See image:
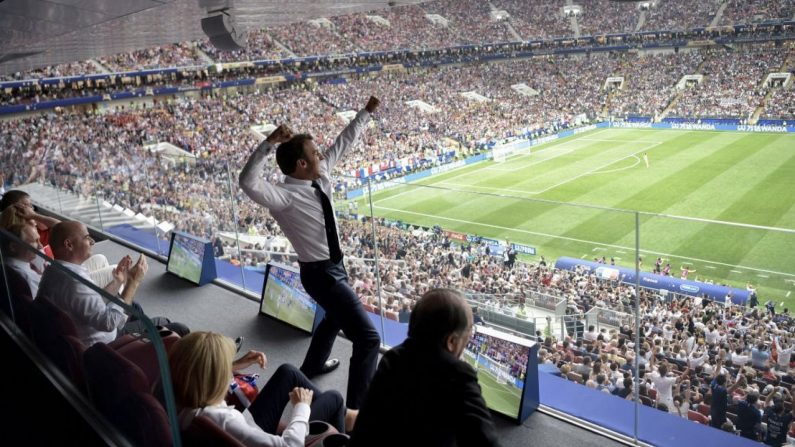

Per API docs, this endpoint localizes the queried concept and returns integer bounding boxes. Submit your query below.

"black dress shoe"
[318,358,340,375]
[234,336,244,353]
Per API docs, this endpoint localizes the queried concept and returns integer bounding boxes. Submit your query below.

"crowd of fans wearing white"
[3,0,794,80]
[669,45,786,119]
[2,46,792,256]
[720,0,795,26]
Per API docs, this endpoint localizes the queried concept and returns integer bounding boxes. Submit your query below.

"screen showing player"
[464,325,533,419]
[166,233,205,284]
[259,263,319,333]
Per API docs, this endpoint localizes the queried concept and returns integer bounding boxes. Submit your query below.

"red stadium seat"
[114,329,180,390]
[697,403,710,417]
[688,410,709,425]
[648,389,657,401]
[385,310,399,321]
[182,415,245,447]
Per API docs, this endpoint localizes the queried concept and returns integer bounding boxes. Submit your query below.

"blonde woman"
[170,331,348,447]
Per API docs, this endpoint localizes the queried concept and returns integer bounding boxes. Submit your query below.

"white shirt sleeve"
[239,140,292,212]
[323,109,371,170]
[201,402,310,447]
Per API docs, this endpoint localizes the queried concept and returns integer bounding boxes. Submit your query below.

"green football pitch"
[358,128,795,309]
[464,353,522,417]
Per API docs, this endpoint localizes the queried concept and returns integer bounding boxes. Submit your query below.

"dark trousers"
[249,364,345,433]
[122,301,190,336]
[299,259,380,409]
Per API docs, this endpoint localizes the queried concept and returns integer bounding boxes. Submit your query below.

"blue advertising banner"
[554,256,750,305]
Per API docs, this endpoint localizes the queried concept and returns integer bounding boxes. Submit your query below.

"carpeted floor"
[93,240,624,447]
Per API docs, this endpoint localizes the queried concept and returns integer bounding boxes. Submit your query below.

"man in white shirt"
[37,221,185,347]
[240,96,381,411]
[583,325,598,342]
[775,337,793,372]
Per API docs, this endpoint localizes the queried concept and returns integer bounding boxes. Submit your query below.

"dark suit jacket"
[349,337,501,447]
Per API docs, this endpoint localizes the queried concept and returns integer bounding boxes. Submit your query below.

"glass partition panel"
[351,174,643,437]
[637,213,795,443]
[0,227,181,446]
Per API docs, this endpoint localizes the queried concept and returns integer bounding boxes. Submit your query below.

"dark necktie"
[311,181,342,263]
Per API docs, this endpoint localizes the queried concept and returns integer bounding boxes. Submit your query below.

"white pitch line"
[757,274,770,278]
[681,262,693,265]
[592,247,606,252]
[590,155,640,175]
[730,270,744,274]
[484,148,575,172]
[373,205,795,279]
[435,182,535,195]
[616,250,627,254]
[787,291,791,298]
[581,255,588,259]
[577,138,663,144]
[527,141,663,195]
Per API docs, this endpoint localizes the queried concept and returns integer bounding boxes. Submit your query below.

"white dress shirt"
[239,109,371,262]
[6,257,41,297]
[36,260,127,347]
[178,402,310,447]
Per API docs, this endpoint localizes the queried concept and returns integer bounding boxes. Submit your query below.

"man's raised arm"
[239,124,293,211]
[324,96,380,170]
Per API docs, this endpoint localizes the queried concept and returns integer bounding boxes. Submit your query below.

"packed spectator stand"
[3,0,795,444]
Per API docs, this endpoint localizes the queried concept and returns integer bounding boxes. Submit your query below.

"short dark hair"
[276,134,313,175]
[0,190,30,211]
[408,288,470,348]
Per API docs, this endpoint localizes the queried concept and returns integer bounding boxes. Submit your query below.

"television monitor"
[464,324,539,423]
[259,263,323,334]
[166,232,216,286]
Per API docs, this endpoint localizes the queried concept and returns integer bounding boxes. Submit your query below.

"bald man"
[350,288,500,447]
[36,221,187,347]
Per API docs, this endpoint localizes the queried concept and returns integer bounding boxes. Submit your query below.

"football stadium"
[1,1,795,446]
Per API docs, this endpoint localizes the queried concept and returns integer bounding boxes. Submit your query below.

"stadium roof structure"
[0,0,425,75]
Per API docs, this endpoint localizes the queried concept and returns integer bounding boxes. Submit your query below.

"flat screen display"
[259,263,319,333]
[166,232,206,284]
[464,324,533,419]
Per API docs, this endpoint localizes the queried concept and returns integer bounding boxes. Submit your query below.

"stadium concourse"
[2,0,795,446]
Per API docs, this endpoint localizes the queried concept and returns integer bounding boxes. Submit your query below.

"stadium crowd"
[669,45,786,119]
[4,2,795,445]
[3,0,794,83]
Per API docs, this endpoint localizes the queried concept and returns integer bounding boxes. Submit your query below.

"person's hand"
[266,125,293,144]
[13,203,36,220]
[289,387,313,405]
[233,350,267,370]
[365,96,380,114]
[112,255,133,284]
[128,254,148,283]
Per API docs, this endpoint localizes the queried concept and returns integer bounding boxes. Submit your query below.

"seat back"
[29,298,87,389]
[115,329,181,389]
[697,403,710,417]
[83,342,150,414]
[182,415,245,447]
[114,392,174,447]
[30,296,79,344]
[0,265,34,335]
